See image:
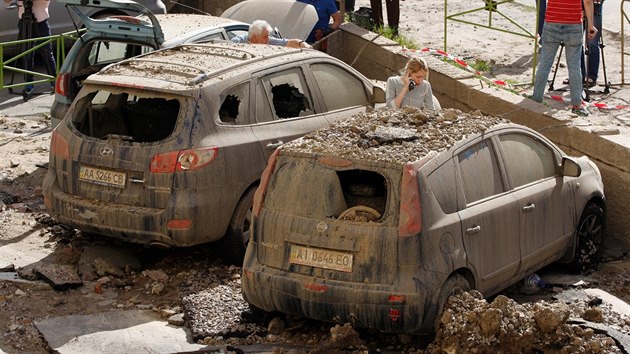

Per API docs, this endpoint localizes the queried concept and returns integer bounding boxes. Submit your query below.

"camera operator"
[582,0,603,88]
[386,57,439,110]
[5,0,57,97]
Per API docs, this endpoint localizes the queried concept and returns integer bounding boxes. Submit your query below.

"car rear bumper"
[242,254,430,333]
[42,170,225,246]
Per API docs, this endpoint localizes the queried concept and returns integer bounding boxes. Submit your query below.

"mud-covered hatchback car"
[42,43,385,263]
[242,107,606,333]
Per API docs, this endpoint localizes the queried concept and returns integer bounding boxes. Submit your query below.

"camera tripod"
[8,0,54,101]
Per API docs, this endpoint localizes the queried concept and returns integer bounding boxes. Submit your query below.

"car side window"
[498,133,557,188]
[88,41,146,66]
[457,139,503,205]
[310,63,369,111]
[259,68,314,120]
[218,83,251,125]
[427,159,458,214]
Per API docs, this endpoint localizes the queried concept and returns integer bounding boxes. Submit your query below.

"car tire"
[223,187,256,265]
[570,203,605,273]
[431,274,470,332]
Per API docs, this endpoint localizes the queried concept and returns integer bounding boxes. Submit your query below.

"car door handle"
[266,141,284,149]
[466,225,481,235]
[522,203,535,212]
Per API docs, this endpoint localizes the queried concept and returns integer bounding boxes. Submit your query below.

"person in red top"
[531,0,597,116]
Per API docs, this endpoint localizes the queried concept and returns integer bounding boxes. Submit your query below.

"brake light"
[55,73,69,97]
[166,219,192,230]
[149,147,218,173]
[398,163,422,237]
[388,294,406,303]
[253,148,281,217]
[50,130,70,160]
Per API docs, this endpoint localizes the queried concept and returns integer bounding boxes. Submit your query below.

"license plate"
[79,165,126,188]
[289,245,353,272]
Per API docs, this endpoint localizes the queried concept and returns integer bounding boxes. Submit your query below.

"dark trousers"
[369,0,400,33]
[19,18,57,87]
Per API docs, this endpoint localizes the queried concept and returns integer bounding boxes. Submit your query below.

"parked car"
[241,107,606,334]
[50,0,261,128]
[42,43,386,264]
[0,0,166,44]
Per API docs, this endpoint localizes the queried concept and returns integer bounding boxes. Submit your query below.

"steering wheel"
[338,205,381,220]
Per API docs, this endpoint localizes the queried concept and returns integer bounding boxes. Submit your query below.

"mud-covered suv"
[42,43,385,263]
[242,107,606,333]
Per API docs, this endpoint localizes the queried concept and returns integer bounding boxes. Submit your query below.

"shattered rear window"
[72,89,180,143]
[266,157,388,222]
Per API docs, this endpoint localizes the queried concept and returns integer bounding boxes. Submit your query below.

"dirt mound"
[284,107,506,165]
[426,291,628,354]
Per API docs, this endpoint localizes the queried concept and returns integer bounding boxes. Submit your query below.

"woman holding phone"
[385,57,439,110]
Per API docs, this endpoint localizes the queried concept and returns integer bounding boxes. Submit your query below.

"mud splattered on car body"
[242,107,606,333]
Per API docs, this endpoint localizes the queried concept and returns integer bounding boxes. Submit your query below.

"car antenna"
[166,0,212,16]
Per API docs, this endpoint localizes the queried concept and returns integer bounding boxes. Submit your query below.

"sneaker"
[571,106,589,117]
[22,87,34,101]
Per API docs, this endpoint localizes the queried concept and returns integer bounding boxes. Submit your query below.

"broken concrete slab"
[537,269,598,288]
[35,310,204,354]
[568,319,630,353]
[584,288,630,317]
[0,272,51,290]
[34,263,82,289]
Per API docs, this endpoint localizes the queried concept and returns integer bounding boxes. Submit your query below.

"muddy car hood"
[221,0,317,41]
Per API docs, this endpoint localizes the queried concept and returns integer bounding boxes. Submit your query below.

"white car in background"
[0,0,166,43]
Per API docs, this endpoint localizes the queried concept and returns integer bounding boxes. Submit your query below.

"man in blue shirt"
[231,20,312,48]
[296,0,342,44]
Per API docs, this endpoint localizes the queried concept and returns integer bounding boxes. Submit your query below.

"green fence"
[444,0,539,85]
[0,30,81,92]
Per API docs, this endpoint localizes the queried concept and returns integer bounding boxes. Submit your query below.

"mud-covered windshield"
[266,157,389,222]
[72,88,181,143]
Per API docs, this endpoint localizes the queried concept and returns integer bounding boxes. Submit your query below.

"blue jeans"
[533,22,584,107]
[581,3,602,82]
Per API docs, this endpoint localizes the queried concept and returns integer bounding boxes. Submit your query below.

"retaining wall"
[328,23,630,257]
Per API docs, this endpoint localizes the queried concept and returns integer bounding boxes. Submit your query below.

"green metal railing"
[0,30,81,92]
[622,0,630,84]
[444,0,539,84]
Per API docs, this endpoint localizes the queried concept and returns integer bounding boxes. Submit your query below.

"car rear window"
[72,89,180,143]
[265,157,389,221]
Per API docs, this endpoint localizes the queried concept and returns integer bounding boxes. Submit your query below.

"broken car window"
[260,68,313,120]
[74,89,180,143]
[219,82,250,125]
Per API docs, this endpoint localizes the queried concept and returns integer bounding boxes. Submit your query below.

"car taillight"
[55,73,69,97]
[149,147,218,173]
[50,130,70,160]
[398,163,422,237]
[252,148,281,217]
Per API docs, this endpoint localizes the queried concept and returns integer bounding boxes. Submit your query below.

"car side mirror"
[562,156,581,177]
[373,86,385,104]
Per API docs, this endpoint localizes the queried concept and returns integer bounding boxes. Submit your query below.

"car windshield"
[72,88,181,143]
[266,155,391,222]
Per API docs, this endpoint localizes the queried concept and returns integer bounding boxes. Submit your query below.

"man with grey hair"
[231,19,312,48]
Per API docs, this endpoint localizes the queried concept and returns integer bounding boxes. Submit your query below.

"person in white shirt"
[386,57,439,110]
[231,20,312,49]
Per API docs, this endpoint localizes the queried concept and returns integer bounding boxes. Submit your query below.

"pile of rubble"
[285,107,507,165]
